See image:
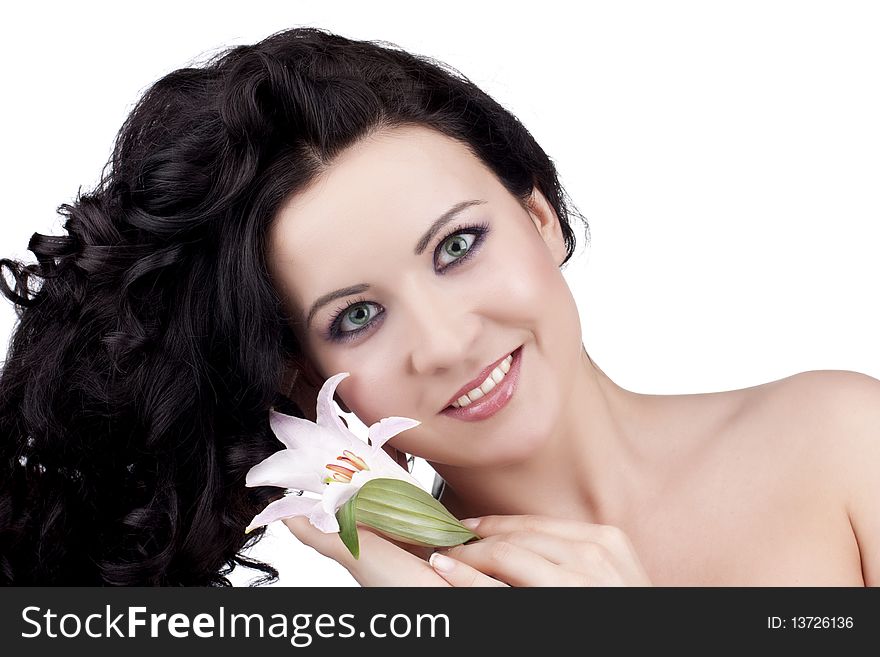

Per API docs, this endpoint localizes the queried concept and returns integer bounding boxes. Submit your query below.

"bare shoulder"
[760,369,880,454]
[734,369,880,434]
[749,369,880,585]
[747,369,880,475]
[758,368,880,413]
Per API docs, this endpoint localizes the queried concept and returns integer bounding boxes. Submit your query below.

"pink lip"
[442,347,519,409]
[440,345,522,422]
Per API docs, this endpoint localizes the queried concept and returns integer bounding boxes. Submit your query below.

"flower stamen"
[338,449,370,471]
[324,450,370,485]
[325,463,356,482]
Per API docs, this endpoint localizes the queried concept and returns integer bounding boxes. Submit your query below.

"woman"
[0,26,876,586]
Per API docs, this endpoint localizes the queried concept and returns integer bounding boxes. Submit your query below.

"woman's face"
[268,124,584,468]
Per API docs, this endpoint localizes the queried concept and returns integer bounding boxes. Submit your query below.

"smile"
[440,345,523,422]
[449,352,514,407]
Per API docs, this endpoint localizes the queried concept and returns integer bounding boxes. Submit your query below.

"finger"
[284,516,428,562]
[283,517,450,587]
[441,538,582,587]
[465,515,631,553]
[369,527,436,561]
[283,516,358,568]
[428,551,508,587]
[482,531,589,567]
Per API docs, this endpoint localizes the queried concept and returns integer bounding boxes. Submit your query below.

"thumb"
[283,517,451,586]
[283,516,359,570]
[428,551,508,587]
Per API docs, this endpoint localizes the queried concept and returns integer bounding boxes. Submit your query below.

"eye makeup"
[323,220,491,343]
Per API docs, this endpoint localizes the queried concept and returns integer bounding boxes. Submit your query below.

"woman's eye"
[436,232,478,269]
[327,223,489,343]
[336,301,381,335]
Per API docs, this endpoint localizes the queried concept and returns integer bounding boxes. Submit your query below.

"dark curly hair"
[0,26,588,585]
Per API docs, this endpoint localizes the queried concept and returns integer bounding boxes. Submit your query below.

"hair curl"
[0,26,588,585]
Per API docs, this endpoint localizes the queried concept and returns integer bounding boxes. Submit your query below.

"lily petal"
[367,416,421,452]
[308,503,341,533]
[245,449,325,493]
[269,409,328,450]
[321,480,360,518]
[316,372,352,436]
[246,371,431,540]
[245,494,319,532]
[356,461,423,490]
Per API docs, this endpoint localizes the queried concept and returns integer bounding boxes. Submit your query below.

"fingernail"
[429,552,456,573]
[460,517,480,530]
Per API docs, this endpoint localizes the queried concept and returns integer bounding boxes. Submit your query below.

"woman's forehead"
[267,125,501,312]
[270,126,497,259]
[277,126,488,227]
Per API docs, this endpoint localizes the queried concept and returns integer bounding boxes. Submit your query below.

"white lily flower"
[245,371,423,534]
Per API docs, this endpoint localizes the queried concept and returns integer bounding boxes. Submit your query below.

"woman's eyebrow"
[305,283,370,329]
[304,199,487,328]
[412,199,487,255]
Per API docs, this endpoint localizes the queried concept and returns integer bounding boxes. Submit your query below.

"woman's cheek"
[334,375,390,425]
[489,239,566,328]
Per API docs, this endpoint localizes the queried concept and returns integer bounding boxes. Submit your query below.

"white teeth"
[450,352,515,408]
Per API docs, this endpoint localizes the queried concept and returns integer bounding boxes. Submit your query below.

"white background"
[1,1,877,586]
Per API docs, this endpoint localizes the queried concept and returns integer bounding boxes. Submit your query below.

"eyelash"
[325,221,491,343]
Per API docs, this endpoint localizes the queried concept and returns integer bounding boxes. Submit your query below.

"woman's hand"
[427,515,654,587]
[283,516,453,587]
[281,441,460,586]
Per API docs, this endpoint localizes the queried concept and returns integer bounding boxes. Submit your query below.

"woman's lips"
[442,348,517,410]
[440,345,522,422]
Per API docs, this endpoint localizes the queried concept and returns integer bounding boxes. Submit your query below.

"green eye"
[326,221,490,343]
[340,302,378,331]
[437,232,477,268]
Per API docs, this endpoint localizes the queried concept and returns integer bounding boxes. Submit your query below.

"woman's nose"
[402,283,479,375]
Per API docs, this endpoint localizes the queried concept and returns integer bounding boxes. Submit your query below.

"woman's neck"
[431,347,663,526]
